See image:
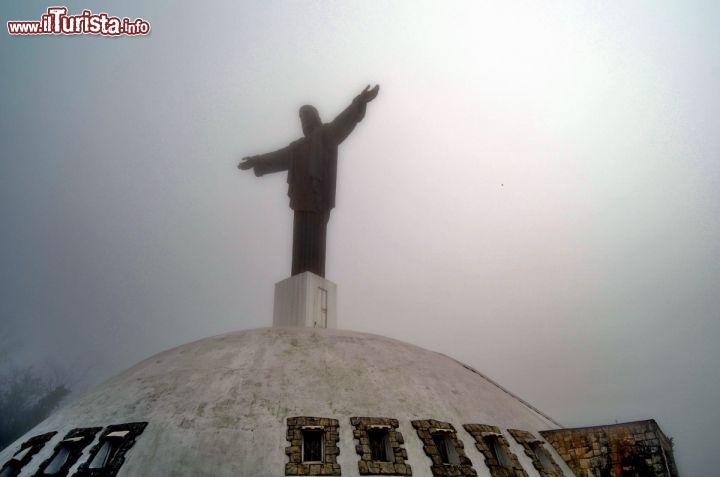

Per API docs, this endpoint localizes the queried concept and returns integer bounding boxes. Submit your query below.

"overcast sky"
[2,1,719,474]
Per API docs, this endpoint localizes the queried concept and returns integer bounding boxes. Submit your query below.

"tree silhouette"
[0,367,70,450]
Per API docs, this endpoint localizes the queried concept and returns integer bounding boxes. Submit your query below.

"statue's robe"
[251,97,368,277]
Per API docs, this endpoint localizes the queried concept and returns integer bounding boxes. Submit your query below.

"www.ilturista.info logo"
[8,7,150,36]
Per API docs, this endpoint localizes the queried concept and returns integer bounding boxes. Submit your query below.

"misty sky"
[1,1,719,474]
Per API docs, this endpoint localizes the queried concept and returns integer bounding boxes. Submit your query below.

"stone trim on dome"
[507,429,563,477]
[350,417,412,476]
[462,424,527,477]
[411,420,476,477]
[73,422,147,477]
[32,427,101,477]
[0,432,56,477]
[285,417,341,476]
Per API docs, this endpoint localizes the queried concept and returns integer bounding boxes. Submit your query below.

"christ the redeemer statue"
[238,85,379,278]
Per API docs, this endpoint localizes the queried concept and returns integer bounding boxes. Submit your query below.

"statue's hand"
[238,156,255,170]
[358,84,380,103]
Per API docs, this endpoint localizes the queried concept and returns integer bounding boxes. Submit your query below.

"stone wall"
[540,420,678,477]
[350,417,412,476]
[463,424,527,477]
[507,429,563,477]
[411,419,477,477]
[285,417,342,476]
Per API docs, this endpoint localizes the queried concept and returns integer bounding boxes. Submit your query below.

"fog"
[2,1,719,474]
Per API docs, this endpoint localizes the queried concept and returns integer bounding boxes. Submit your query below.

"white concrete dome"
[0,327,575,476]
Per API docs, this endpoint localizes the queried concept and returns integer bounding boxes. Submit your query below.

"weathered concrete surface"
[0,328,575,477]
[273,272,337,328]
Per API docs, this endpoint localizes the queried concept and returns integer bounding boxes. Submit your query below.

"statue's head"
[299,105,321,137]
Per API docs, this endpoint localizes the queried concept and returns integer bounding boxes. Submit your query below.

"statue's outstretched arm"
[325,85,379,146]
[238,145,293,177]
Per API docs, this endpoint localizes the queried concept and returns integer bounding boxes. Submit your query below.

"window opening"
[43,447,71,474]
[508,429,562,476]
[0,432,56,477]
[88,440,111,469]
[12,448,32,462]
[302,429,323,462]
[35,428,101,477]
[88,430,130,469]
[531,442,556,472]
[285,417,340,476]
[368,428,391,462]
[432,432,459,465]
[40,436,86,475]
[0,462,20,477]
[485,435,513,468]
[75,423,146,477]
[351,417,411,476]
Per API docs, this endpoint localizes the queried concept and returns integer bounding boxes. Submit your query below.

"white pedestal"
[273,272,337,328]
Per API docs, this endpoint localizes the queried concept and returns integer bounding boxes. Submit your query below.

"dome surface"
[1,327,574,476]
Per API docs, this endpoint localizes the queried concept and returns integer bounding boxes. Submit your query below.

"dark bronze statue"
[239,85,380,277]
